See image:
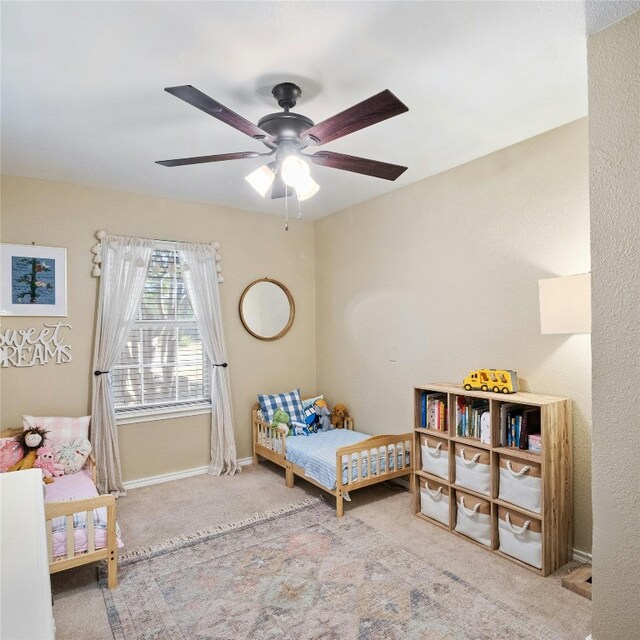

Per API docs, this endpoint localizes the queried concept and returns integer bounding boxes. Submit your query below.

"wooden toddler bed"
[252,405,414,517]
[45,452,118,589]
[1,427,118,589]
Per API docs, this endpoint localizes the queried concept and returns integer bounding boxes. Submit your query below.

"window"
[112,244,211,422]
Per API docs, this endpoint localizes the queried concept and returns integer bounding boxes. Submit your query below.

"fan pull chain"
[297,192,302,220]
[285,184,289,231]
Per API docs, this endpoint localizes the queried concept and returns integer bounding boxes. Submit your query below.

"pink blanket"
[45,468,123,558]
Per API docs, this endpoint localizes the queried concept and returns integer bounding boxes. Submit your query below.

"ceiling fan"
[156,82,409,202]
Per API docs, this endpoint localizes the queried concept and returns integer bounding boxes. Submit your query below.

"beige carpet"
[51,462,592,639]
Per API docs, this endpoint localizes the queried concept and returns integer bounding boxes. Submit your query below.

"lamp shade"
[295,175,320,201]
[539,273,591,334]
[281,155,310,187]
[245,165,275,197]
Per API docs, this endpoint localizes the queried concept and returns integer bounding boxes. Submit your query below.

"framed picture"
[0,244,67,316]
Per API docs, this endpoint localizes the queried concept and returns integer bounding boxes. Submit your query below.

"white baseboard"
[123,456,254,490]
[573,548,592,564]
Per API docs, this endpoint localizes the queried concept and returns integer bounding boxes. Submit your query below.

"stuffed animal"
[34,446,64,481]
[305,399,328,428]
[270,408,291,437]
[331,404,350,429]
[290,423,311,436]
[315,404,333,432]
[7,427,52,482]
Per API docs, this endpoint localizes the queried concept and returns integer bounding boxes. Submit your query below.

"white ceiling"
[0,1,628,219]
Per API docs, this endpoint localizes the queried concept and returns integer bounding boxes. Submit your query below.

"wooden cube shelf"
[413,383,572,576]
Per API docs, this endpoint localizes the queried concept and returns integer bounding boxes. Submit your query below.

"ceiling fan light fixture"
[158,83,409,215]
[281,155,310,188]
[296,175,320,201]
[245,164,275,197]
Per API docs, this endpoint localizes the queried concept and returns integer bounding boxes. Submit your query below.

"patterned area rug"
[102,498,560,640]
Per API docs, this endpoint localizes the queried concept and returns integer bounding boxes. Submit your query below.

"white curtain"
[91,235,154,495]
[178,242,239,476]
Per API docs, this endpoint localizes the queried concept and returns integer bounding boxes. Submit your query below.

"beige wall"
[1,121,594,554]
[315,119,593,553]
[588,11,640,639]
[0,175,316,481]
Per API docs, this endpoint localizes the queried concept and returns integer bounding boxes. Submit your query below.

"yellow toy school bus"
[463,369,518,394]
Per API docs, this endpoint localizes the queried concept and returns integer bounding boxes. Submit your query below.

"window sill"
[116,403,212,425]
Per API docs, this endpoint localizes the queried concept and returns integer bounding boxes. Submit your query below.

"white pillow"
[52,438,92,475]
[23,415,90,445]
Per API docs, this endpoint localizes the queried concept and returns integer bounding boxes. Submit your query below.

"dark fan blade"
[310,151,407,181]
[301,90,408,145]
[165,85,273,142]
[156,151,259,167]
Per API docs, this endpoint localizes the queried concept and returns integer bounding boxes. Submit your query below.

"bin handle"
[459,447,481,465]
[424,441,443,455]
[505,512,531,534]
[425,485,443,498]
[506,460,531,477]
[459,496,481,517]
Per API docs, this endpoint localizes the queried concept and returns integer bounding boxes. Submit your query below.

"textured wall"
[0,175,316,481]
[315,119,593,553]
[588,11,640,639]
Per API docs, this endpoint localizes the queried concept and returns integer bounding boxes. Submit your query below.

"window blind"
[112,247,211,413]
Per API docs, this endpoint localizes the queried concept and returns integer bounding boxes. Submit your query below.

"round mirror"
[239,278,295,341]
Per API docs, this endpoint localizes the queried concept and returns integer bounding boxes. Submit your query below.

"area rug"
[102,497,561,640]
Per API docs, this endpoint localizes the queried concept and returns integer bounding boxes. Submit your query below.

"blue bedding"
[285,429,409,491]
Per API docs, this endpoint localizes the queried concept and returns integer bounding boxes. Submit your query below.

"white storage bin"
[419,478,450,526]
[454,444,491,496]
[420,435,449,480]
[498,507,542,569]
[454,490,492,547]
[498,454,542,514]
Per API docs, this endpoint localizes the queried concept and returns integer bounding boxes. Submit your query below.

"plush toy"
[330,404,350,429]
[34,446,64,481]
[305,398,328,428]
[315,404,333,432]
[290,423,311,437]
[270,408,291,437]
[7,427,52,482]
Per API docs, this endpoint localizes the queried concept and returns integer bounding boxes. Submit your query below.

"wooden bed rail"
[335,434,413,517]
[45,494,118,589]
[252,411,287,461]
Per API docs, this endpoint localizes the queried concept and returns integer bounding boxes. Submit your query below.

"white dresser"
[1,469,55,639]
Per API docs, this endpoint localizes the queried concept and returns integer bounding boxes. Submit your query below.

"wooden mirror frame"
[238,277,295,341]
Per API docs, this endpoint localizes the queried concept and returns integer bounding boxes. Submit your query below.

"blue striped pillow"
[257,388,306,425]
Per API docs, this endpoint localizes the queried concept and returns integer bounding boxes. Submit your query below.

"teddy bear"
[34,446,65,482]
[315,404,333,432]
[270,408,291,437]
[330,404,350,429]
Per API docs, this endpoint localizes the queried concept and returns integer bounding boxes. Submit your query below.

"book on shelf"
[500,403,520,447]
[456,396,489,440]
[419,391,447,431]
[519,407,541,449]
[480,410,491,444]
[528,434,542,453]
[500,404,541,449]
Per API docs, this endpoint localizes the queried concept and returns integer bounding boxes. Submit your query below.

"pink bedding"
[45,468,123,559]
